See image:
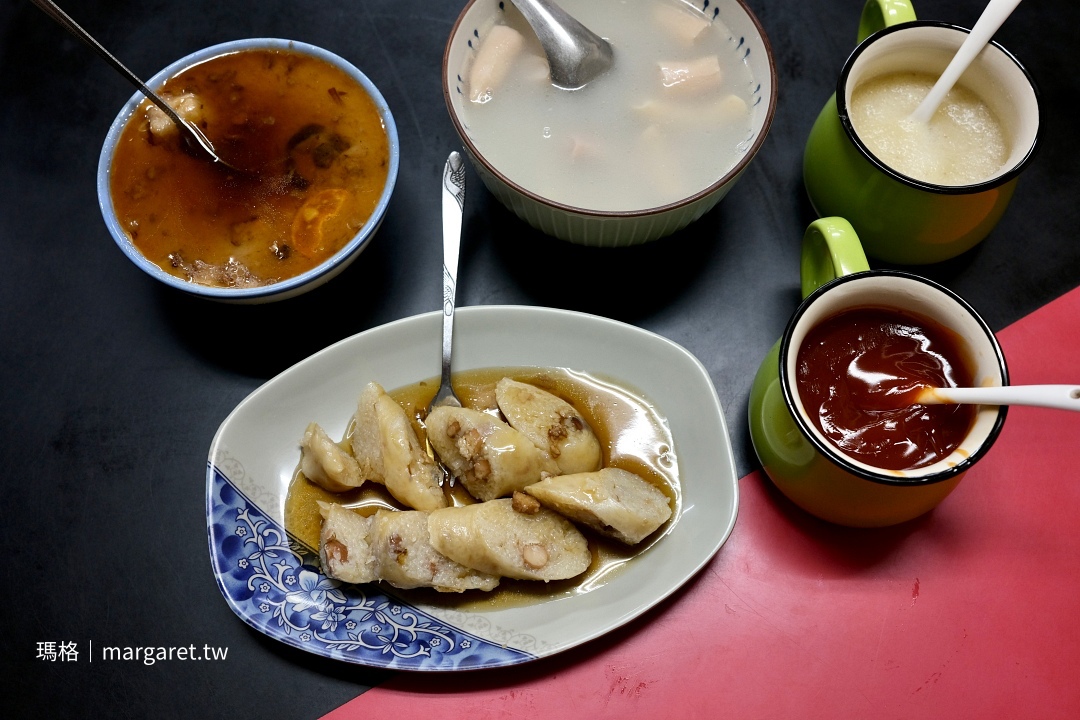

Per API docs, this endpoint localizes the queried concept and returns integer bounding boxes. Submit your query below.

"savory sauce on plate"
[284,367,680,609]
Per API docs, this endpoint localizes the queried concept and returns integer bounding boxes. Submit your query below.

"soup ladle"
[31,0,244,173]
[509,0,614,89]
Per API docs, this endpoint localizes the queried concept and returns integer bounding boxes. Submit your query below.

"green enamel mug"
[803,0,1039,265]
[748,217,1009,527]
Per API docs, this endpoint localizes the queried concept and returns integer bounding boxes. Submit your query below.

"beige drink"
[849,71,1009,186]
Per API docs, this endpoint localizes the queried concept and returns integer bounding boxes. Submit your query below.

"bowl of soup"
[99,39,399,303]
[443,0,777,247]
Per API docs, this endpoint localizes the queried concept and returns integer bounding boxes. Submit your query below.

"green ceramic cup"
[748,217,1009,527]
[803,0,1040,265]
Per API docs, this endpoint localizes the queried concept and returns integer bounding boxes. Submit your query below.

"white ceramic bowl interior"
[443,0,777,247]
[98,38,399,304]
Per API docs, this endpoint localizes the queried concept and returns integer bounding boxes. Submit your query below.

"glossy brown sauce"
[284,367,680,609]
[109,49,390,288]
[795,307,977,471]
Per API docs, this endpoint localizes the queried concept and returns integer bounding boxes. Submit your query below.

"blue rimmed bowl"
[98,38,399,304]
[443,0,777,247]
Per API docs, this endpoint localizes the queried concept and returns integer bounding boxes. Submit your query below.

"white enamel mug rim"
[779,270,1009,484]
[836,21,1040,194]
[441,0,778,219]
[97,38,400,303]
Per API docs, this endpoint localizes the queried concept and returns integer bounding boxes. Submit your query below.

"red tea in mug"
[795,306,977,471]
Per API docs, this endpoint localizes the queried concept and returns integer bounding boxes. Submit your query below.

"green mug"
[748,217,1009,527]
[803,0,1040,265]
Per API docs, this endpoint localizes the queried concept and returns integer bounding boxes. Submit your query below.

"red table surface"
[326,287,1080,719]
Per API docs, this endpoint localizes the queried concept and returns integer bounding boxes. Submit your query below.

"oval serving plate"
[206,305,738,670]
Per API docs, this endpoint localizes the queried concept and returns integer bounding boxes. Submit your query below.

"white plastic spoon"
[915,385,1080,412]
[909,0,1023,124]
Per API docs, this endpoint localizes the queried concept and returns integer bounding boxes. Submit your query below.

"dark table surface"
[2,0,1077,717]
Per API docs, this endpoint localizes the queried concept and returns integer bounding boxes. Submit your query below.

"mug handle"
[800,217,870,299]
[858,0,918,43]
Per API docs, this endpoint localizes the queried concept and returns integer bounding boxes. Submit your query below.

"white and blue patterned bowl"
[443,0,777,247]
[98,39,399,304]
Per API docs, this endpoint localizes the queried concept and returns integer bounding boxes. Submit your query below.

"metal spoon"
[431,151,466,413]
[423,152,466,486]
[908,0,1023,124]
[510,0,614,89]
[31,0,243,172]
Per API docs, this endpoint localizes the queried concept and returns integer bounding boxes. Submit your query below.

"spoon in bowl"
[31,0,244,173]
[509,0,614,89]
[908,0,1023,124]
[862,382,1080,412]
[909,384,1080,412]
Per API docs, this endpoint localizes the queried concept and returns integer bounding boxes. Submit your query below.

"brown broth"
[109,49,390,288]
[284,367,680,610]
